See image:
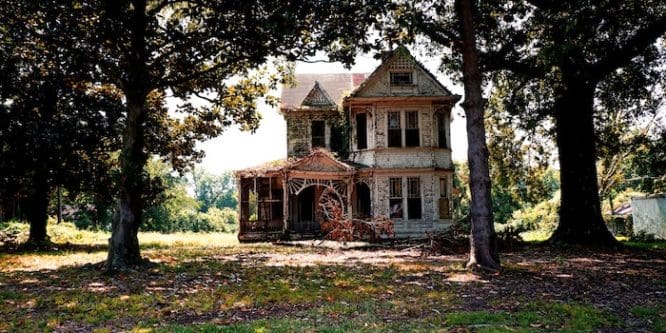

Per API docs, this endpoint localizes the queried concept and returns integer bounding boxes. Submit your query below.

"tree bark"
[456,0,500,270]
[57,185,62,224]
[27,170,50,244]
[106,0,149,272]
[548,79,618,246]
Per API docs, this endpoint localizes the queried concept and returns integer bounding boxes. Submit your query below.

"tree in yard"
[454,0,500,270]
[0,5,125,244]
[385,0,500,269]
[37,0,390,271]
[416,0,666,246]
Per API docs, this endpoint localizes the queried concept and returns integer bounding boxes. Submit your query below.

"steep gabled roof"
[301,81,336,107]
[280,73,368,111]
[348,45,454,98]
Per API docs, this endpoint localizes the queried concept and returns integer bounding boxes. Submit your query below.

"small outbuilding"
[631,194,666,239]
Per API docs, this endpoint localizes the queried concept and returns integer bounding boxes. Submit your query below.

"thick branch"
[590,15,666,79]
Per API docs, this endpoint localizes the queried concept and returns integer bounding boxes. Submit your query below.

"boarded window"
[437,113,447,148]
[405,111,419,147]
[389,178,403,219]
[390,72,413,85]
[407,177,421,219]
[388,112,401,147]
[311,120,325,148]
[439,176,451,219]
[356,113,367,149]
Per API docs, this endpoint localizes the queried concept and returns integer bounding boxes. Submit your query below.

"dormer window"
[390,72,413,85]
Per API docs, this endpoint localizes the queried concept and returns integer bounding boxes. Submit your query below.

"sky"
[194,50,468,175]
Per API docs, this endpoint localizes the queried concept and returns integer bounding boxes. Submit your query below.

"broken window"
[239,177,283,222]
[388,112,401,147]
[437,112,447,148]
[389,177,403,219]
[439,176,451,219]
[407,177,421,219]
[311,120,325,148]
[356,113,367,149]
[405,111,419,147]
[390,72,413,85]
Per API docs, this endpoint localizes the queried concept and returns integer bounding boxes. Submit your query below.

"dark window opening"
[311,120,325,148]
[439,176,450,219]
[437,113,447,148]
[389,178,403,219]
[405,111,419,147]
[356,113,367,149]
[407,178,421,219]
[388,112,401,147]
[355,183,371,218]
[390,72,413,85]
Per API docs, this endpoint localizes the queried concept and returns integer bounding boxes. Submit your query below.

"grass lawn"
[0,223,665,332]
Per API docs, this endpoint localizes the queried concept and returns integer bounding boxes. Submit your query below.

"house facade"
[236,47,460,241]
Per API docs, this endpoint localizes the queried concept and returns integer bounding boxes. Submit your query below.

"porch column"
[282,173,289,233]
[347,176,354,219]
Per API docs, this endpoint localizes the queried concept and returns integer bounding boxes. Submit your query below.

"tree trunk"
[27,170,50,244]
[106,0,149,271]
[548,80,618,246]
[57,185,62,224]
[456,0,500,270]
[107,96,147,271]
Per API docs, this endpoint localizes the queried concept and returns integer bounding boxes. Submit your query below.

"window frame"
[389,177,403,219]
[405,111,420,147]
[438,176,451,219]
[407,177,422,220]
[311,120,326,148]
[437,112,447,148]
[356,113,367,150]
[390,71,414,85]
[387,111,402,147]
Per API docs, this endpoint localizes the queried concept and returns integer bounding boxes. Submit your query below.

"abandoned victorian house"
[236,47,460,241]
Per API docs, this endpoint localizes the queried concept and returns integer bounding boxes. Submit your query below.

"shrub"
[508,193,560,234]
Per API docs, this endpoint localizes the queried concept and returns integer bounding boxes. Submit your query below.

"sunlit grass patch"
[435,302,616,333]
[622,240,666,251]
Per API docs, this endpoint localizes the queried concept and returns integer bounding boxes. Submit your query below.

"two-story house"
[236,46,460,241]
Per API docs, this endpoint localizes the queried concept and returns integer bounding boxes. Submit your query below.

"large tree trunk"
[456,0,500,270]
[27,170,50,244]
[549,79,618,246]
[107,96,147,271]
[106,0,149,271]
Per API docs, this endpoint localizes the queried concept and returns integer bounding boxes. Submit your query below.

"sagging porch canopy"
[235,150,370,241]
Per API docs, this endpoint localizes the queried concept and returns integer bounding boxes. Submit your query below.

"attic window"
[390,72,413,85]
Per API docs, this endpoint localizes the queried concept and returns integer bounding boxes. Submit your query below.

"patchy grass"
[623,240,666,251]
[631,305,666,333]
[0,223,665,332]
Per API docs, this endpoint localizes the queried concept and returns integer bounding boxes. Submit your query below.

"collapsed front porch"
[236,151,362,242]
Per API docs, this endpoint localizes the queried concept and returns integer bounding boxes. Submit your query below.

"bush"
[508,193,560,234]
[143,207,238,233]
[189,207,238,233]
[0,221,29,247]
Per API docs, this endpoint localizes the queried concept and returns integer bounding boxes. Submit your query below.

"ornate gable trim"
[301,81,337,107]
[287,149,354,173]
[347,46,453,98]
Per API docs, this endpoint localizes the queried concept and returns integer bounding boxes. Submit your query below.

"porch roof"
[235,150,368,178]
